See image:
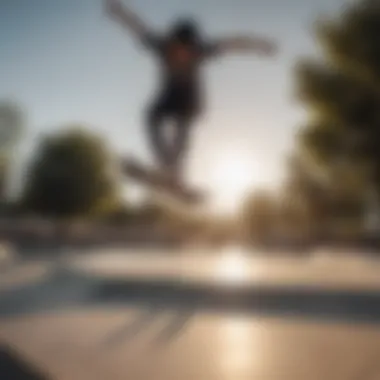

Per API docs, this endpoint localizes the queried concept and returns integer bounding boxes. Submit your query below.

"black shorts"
[152,85,202,117]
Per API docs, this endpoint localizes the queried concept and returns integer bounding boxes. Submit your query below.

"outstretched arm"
[105,0,149,39]
[213,35,278,57]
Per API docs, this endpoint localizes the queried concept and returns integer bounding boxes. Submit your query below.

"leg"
[168,90,201,179]
[146,103,172,168]
[168,112,195,179]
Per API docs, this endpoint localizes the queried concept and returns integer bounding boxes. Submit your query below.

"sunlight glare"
[217,317,263,377]
[215,246,249,284]
[207,151,257,214]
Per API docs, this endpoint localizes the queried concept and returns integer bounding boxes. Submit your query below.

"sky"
[0,0,350,206]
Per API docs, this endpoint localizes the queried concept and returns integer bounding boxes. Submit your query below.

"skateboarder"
[105,0,278,182]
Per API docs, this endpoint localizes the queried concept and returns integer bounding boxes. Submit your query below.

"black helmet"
[170,18,200,44]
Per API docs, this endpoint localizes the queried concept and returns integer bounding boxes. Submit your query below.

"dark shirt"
[141,33,219,92]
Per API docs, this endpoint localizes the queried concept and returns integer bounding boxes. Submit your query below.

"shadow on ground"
[2,265,380,326]
[100,306,194,348]
[0,345,50,380]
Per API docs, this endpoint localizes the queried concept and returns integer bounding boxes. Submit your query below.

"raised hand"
[105,0,148,37]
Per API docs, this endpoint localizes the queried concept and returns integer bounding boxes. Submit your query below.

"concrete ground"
[1,250,380,380]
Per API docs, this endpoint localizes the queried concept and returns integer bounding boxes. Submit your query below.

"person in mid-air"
[105,0,278,182]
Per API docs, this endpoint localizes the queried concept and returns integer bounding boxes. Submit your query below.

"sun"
[206,151,257,214]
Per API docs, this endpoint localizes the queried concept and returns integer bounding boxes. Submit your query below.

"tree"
[21,126,121,219]
[0,100,25,199]
[280,154,325,239]
[292,0,380,232]
[242,189,278,245]
[0,100,24,153]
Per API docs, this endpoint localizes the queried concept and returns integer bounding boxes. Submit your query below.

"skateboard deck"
[121,157,204,204]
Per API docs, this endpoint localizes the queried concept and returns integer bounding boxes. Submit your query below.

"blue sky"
[0,0,349,198]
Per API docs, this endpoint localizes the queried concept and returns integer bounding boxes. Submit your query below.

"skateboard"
[121,156,204,204]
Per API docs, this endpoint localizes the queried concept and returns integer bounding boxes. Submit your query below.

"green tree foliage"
[0,100,24,153]
[21,126,121,219]
[0,100,25,199]
[243,190,278,244]
[282,152,368,241]
[295,0,380,180]
[292,0,380,233]
[280,155,326,238]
